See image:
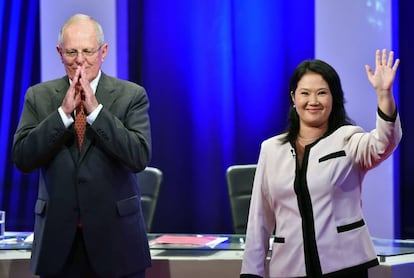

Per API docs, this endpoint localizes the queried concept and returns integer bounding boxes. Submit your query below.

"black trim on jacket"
[378,107,397,122]
[337,219,365,233]
[291,139,378,278]
[293,141,323,277]
[240,275,262,278]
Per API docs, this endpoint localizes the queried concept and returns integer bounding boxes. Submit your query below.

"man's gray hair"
[58,14,105,46]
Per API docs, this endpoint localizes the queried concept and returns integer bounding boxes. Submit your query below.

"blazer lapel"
[50,77,80,162]
[52,76,70,111]
[94,72,116,109]
[79,72,115,159]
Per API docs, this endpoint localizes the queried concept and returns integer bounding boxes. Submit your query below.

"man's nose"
[75,54,86,64]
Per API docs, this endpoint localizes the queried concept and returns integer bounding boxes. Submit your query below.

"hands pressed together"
[61,66,99,116]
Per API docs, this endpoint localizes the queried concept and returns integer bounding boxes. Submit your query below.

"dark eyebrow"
[298,87,329,92]
[317,87,330,92]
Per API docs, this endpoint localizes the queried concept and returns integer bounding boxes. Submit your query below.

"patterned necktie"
[74,87,86,152]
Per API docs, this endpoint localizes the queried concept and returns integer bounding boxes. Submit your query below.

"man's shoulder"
[29,77,67,91]
[99,75,146,98]
[101,73,143,90]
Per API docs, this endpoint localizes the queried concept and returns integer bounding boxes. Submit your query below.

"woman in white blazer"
[240,49,401,278]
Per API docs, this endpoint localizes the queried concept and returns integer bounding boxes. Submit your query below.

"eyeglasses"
[62,46,102,58]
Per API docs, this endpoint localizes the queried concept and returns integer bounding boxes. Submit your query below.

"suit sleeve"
[12,86,73,173]
[89,85,151,172]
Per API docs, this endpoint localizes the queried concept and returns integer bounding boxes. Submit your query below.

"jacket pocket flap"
[35,199,47,215]
[319,150,346,163]
[273,236,285,243]
[337,219,365,233]
[116,195,139,216]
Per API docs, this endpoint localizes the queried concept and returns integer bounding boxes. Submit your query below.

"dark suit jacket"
[12,72,152,276]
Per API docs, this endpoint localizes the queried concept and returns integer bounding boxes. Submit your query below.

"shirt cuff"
[58,106,74,128]
[86,104,103,125]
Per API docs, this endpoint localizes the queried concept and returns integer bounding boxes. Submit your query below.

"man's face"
[57,19,108,82]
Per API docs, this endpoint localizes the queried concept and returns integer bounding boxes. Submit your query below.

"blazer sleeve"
[241,142,275,277]
[12,84,73,173]
[347,111,402,170]
[89,82,151,172]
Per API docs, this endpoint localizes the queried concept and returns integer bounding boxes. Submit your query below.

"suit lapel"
[95,72,116,109]
[79,72,116,159]
[52,76,70,111]
[53,75,116,162]
[50,77,80,162]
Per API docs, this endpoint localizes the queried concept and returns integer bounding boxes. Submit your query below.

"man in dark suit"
[12,14,151,278]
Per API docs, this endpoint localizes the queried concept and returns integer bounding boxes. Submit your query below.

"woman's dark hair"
[282,59,353,143]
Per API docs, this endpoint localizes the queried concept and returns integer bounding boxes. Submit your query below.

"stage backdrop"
[125,1,314,233]
[0,0,40,230]
[316,0,397,238]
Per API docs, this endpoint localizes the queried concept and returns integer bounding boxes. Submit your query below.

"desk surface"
[1,232,414,278]
[2,232,414,258]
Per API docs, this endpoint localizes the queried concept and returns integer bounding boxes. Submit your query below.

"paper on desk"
[24,233,34,243]
[149,235,228,248]
[0,232,33,244]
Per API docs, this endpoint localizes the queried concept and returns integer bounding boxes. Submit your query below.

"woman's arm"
[365,49,400,117]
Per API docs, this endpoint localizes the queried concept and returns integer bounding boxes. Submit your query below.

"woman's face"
[291,72,333,130]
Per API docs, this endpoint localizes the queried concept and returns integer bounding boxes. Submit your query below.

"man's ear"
[100,43,109,60]
[56,45,64,62]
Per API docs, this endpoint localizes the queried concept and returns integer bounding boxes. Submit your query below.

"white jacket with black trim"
[241,112,402,278]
